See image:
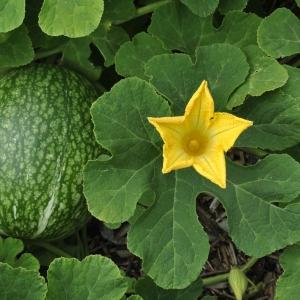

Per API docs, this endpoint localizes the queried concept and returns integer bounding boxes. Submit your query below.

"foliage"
[1,0,300,298]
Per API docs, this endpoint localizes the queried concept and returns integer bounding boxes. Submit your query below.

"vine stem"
[23,240,73,258]
[34,48,61,61]
[202,257,259,286]
[112,0,171,25]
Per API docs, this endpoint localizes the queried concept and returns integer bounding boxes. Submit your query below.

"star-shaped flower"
[148,80,253,188]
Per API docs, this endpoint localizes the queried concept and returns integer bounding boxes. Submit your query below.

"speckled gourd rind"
[0,64,100,240]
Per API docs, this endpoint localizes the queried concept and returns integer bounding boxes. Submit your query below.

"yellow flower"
[148,80,253,188]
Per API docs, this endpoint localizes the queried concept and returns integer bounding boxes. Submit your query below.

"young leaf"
[38,0,104,38]
[60,37,101,81]
[0,24,34,67]
[227,45,288,109]
[257,8,300,58]
[0,0,25,33]
[135,275,203,299]
[47,255,128,300]
[91,25,130,67]
[280,65,300,101]
[0,237,39,271]
[0,263,47,299]
[275,244,300,299]
[145,44,249,114]
[115,32,171,80]
[218,0,248,14]
[180,0,218,17]
[235,91,300,151]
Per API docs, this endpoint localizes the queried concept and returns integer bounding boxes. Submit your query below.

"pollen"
[187,139,200,152]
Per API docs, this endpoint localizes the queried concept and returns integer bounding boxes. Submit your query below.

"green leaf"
[128,296,143,300]
[135,275,203,299]
[275,245,300,299]
[0,0,25,33]
[207,155,300,257]
[0,237,40,271]
[180,0,218,17]
[60,37,101,81]
[257,8,300,58]
[0,24,34,67]
[84,78,169,223]
[296,0,300,8]
[47,255,128,300]
[218,0,248,14]
[227,45,288,109]
[91,25,130,67]
[0,263,47,299]
[101,0,136,24]
[148,2,261,57]
[38,0,104,38]
[84,77,210,289]
[280,65,300,101]
[145,44,249,114]
[115,32,171,80]
[235,90,300,151]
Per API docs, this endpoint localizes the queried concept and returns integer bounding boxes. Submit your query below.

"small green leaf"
[275,245,300,299]
[38,0,104,38]
[60,37,101,81]
[180,0,218,17]
[115,32,171,80]
[101,0,136,24]
[235,91,300,151]
[227,45,288,109]
[0,263,47,299]
[0,237,39,271]
[218,0,248,14]
[280,65,300,101]
[0,0,25,33]
[135,275,203,299]
[91,25,130,67]
[47,255,128,300]
[128,296,144,300]
[257,8,300,58]
[0,24,34,67]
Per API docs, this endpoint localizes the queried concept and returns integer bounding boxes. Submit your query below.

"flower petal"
[185,80,214,130]
[209,113,253,151]
[193,150,226,188]
[162,144,193,173]
[148,116,185,147]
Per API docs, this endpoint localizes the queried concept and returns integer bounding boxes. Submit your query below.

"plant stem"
[247,147,269,157]
[34,48,61,61]
[292,58,300,68]
[80,225,90,258]
[23,240,73,258]
[202,257,259,286]
[112,0,171,25]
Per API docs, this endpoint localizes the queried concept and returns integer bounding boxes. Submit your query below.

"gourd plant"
[0,0,300,299]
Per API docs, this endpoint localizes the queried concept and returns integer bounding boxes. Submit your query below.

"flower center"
[187,139,200,152]
[182,131,209,156]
